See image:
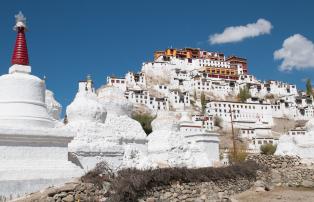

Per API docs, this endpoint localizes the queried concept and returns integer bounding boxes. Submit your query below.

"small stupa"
[147,108,220,168]
[66,77,149,170]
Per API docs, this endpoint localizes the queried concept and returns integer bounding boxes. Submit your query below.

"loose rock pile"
[13,180,108,202]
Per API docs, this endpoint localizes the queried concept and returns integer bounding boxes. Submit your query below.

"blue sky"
[0,0,314,113]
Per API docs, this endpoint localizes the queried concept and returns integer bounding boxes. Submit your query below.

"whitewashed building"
[125,71,146,87]
[249,80,298,98]
[191,114,214,131]
[154,84,169,95]
[287,127,308,136]
[106,76,127,91]
[168,90,190,109]
[125,90,169,111]
[206,100,273,128]
[239,124,279,152]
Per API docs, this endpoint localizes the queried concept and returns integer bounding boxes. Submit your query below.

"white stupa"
[147,110,220,168]
[0,12,52,128]
[66,78,149,171]
[97,85,133,116]
[147,111,188,168]
[0,12,83,198]
[276,118,314,163]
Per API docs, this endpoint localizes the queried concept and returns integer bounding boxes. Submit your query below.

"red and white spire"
[11,11,29,66]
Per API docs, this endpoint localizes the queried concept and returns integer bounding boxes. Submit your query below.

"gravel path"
[234,187,314,202]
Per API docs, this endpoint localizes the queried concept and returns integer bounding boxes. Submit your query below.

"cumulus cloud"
[274,34,314,71]
[209,19,273,44]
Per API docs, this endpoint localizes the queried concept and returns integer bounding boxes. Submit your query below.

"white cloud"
[274,34,314,71]
[209,19,273,44]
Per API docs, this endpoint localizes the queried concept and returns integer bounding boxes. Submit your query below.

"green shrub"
[306,78,313,96]
[260,144,277,155]
[132,113,155,135]
[200,91,206,114]
[228,144,248,164]
[237,86,251,102]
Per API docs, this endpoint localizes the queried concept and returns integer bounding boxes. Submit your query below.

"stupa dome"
[97,86,133,116]
[0,71,53,128]
[66,91,107,124]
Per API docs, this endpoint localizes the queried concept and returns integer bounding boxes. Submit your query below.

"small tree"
[200,91,206,114]
[63,114,68,125]
[306,79,313,96]
[260,144,277,155]
[237,86,251,102]
[132,113,155,135]
[228,143,248,164]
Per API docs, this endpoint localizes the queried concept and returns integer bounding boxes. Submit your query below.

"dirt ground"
[234,187,314,202]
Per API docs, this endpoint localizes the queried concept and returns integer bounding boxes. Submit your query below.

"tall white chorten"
[0,12,83,198]
[0,12,53,128]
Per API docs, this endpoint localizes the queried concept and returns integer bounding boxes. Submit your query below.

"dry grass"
[81,162,114,189]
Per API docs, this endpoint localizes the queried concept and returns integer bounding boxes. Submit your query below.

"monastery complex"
[1,12,314,198]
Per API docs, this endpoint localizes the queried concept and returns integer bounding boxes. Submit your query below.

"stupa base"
[0,128,83,198]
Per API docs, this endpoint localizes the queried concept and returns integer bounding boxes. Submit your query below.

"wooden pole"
[229,105,236,160]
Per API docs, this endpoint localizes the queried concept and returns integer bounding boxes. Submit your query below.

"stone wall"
[140,178,254,202]
[140,155,314,202]
[247,154,302,169]
[10,155,314,202]
[248,154,314,188]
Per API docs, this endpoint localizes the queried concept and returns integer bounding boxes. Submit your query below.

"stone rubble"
[12,179,108,202]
